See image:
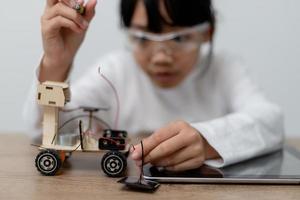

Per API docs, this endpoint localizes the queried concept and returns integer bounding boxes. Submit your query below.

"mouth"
[150,71,179,85]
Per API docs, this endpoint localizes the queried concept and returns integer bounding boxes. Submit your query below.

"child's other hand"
[40,0,97,82]
[131,121,218,171]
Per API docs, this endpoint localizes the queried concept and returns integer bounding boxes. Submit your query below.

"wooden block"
[42,106,59,146]
[37,81,70,107]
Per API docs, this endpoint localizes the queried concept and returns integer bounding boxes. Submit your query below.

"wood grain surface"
[0,134,299,200]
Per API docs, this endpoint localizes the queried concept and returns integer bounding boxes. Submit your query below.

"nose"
[150,44,174,67]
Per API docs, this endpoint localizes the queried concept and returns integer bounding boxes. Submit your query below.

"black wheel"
[35,150,62,176]
[101,151,127,177]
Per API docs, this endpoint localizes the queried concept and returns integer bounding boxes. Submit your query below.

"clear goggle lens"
[126,22,210,54]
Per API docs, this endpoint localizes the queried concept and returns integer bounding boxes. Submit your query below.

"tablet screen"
[143,146,300,182]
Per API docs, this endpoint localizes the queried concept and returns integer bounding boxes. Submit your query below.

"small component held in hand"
[118,141,160,192]
[74,4,85,15]
[71,0,85,15]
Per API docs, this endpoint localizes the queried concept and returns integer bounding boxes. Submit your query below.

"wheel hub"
[107,158,120,172]
[38,154,56,172]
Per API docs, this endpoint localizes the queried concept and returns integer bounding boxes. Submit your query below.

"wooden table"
[0,134,299,200]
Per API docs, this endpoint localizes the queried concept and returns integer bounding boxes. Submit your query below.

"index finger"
[46,0,59,7]
[59,0,96,20]
[60,0,84,8]
[131,121,183,160]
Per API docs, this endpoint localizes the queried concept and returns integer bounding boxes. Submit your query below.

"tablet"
[143,146,300,184]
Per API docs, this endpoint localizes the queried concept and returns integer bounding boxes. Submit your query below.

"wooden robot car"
[34,81,129,177]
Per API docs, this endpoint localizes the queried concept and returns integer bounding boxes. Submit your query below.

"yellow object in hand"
[74,3,85,15]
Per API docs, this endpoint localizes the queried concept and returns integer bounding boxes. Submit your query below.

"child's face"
[129,0,210,88]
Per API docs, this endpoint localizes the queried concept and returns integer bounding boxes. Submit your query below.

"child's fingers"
[77,0,84,5]
[165,156,205,172]
[131,121,183,161]
[46,0,59,8]
[43,2,89,29]
[84,0,97,22]
[143,132,189,164]
[59,0,83,8]
[152,143,203,167]
[43,16,84,35]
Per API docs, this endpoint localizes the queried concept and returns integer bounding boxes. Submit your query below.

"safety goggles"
[126,22,210,54]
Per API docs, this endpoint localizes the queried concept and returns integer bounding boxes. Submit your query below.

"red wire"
[98,67,120,129]
[99,137,125,147]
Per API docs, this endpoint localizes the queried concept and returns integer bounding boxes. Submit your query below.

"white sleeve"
[22,56,117,140]
[22,58,49,140]
[22,75,43,140]
[191,58,284,168]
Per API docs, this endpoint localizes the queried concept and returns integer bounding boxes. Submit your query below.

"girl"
[23,0,284,171]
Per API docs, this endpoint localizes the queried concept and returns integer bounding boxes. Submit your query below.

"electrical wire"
[139,140,144,183]
[98,67,120,129]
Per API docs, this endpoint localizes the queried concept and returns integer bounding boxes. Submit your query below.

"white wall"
[0,0,299,137]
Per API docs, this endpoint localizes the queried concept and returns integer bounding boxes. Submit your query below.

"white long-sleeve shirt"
[23,50,284,168]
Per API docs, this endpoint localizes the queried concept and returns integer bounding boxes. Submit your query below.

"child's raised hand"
[40,0,97,81]
[131,121,217,171]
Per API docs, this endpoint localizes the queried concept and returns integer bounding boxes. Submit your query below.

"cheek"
[133,51,149,72]
[174,49,200,74]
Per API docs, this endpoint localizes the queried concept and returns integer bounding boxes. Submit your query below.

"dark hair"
[120,0,215,35]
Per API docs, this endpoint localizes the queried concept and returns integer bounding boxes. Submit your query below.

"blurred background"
[0,0,299,137]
